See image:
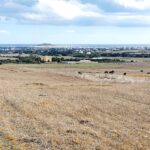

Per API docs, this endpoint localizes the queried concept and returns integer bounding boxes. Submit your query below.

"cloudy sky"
[0,0,150,44]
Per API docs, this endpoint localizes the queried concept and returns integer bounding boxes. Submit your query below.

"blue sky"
[0,0,150,44]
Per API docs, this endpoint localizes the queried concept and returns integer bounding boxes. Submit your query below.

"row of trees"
[0,56,42,64]
[100,53,150,58]
[52,57,126,63]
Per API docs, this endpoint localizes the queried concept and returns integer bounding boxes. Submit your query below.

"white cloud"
[114,0,150,10]
[0,0,150,26]
[23,0,101,21]
[19,0,150,26]
[0,30,9,34]
[106,13,150,26]
[22,13,47,21]
[66,29,76,33]
[0,16,8,21]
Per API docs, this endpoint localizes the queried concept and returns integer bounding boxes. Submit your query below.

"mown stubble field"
[0,63,150,150]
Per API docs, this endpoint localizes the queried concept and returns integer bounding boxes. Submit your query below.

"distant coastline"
[0,44,150,49]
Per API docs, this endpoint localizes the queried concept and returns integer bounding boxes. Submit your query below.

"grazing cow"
[123,72,127,76]
[104,71,108,74]
[104,71,109,78]
[140,70,143,72]
[109,70,115,74]
[147,72,150,74]
[78,71,82,75]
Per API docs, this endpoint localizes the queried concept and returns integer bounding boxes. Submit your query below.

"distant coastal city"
[0,43,150,64]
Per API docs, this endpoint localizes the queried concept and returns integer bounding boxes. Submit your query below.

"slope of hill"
[0,63,149,150]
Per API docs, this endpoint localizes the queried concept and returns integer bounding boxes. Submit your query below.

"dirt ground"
[0,63,150,150]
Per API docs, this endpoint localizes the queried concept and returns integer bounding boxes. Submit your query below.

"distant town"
[0,44,150,64]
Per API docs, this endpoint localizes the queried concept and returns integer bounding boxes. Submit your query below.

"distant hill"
[36,43,53,46]
[34,43,57,48]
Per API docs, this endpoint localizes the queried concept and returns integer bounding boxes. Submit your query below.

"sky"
[0,0,150,44]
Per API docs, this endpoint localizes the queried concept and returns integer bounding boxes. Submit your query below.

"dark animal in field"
[140,70,143,72]
[147,72,150,74]
[104,71,108,74]
[123,72,127,76]
[78,71,83,75]
[109,70,115,74]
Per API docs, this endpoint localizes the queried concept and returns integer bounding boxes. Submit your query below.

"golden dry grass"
[128,74,150,78]
[0,63,150,150]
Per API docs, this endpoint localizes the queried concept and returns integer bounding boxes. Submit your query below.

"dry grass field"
[0,62,150,150]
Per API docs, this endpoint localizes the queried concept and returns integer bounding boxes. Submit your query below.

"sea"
[0,44,150,49]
